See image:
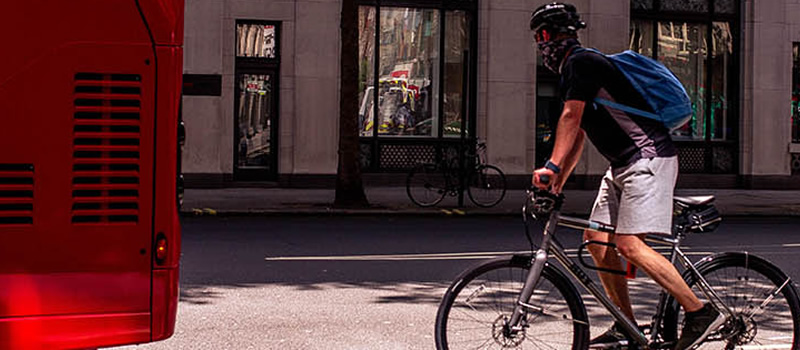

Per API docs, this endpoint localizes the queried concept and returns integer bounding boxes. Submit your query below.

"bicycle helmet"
[530,2,586,36]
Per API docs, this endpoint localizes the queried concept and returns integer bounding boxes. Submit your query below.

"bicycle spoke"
[453,304,499,326]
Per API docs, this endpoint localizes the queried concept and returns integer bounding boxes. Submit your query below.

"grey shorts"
[589,156,678,235]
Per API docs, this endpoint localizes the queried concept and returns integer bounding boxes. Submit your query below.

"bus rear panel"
[0,0,183,348]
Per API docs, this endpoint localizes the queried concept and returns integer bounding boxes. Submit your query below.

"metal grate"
[678,147,705,173]
[660,0,709,13]
[792,154,800,175]
[379,144,436,169]
[0,164,34,226]
[71,73,142,224]
[359,143,373,169]
[712,147,734,173]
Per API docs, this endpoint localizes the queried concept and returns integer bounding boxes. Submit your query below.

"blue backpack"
[576,48,692,131]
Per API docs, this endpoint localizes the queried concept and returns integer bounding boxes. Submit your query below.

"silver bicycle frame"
[510,203,737,348]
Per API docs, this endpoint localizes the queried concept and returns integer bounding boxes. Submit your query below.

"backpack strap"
[572,47,664,123]
[593,98,661,121]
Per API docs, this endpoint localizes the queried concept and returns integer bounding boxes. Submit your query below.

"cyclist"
[528,3,724,349]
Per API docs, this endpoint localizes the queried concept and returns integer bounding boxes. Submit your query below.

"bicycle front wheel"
[467,165,506,208]
[407,163,447,207]
[663,252,800,349]
[435,256,589,350]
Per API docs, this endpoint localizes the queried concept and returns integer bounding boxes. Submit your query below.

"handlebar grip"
[539,174,550,185]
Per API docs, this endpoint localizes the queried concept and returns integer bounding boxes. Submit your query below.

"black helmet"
[530,2,586,34]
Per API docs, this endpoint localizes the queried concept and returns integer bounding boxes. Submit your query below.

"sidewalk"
[181,187,800,217]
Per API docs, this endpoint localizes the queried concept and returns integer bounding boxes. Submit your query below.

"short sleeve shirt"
[558,48,677,168]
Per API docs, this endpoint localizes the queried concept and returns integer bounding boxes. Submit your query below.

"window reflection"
[657,22,708,140]
[237,74,273,168]
[358,7,440,137]
[710,22,732,140]
[237,24,277,58]
[629,21,653,57]
[358,7,376,137]
[444,11,470,138]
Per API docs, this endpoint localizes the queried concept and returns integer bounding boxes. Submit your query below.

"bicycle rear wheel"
[663,252,800,349]
[467,165,506,208]
[435,256,589,350]
[406,163,447,207]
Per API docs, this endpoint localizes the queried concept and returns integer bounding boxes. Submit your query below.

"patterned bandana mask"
[538,38,580,74]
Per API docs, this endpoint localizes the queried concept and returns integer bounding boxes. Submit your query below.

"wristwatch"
[544,160,561,174]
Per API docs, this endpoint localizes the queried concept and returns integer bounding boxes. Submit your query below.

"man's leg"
[615,234,702,312]
[586,168,639,326]
[584,229,637,322]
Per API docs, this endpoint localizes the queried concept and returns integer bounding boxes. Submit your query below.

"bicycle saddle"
[673,195,715,207]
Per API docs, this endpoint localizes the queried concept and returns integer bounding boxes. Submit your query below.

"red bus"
[0,0,184,348]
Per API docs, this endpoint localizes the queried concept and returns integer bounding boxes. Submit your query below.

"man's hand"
[532,167,556,190]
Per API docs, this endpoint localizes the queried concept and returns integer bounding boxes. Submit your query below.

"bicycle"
[406,140,506,208]
[435,188,800,349]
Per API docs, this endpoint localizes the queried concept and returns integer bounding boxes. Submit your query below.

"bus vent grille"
[0,164,34,226]
[71,73,142,224]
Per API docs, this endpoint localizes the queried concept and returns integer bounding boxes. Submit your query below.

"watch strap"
[544,160,561,174]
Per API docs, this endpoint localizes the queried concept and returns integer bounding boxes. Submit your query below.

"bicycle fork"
[506,247,549,332]
[506,212,560,331]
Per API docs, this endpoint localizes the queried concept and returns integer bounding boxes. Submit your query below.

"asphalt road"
[116,215,800,350]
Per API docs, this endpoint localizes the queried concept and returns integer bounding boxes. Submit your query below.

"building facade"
[182,0,800,189]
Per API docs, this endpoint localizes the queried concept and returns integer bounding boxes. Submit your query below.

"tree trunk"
[334,0,369,208]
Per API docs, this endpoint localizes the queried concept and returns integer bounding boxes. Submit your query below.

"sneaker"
[676,304,726,350]
[590,323,634,349]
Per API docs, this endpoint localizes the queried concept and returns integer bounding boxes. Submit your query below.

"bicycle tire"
[467,165,507,208]
[435,255,589,350]
[661,252,800,349]
[406,163,447,207]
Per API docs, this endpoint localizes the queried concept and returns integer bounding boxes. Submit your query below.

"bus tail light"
[155,234,168,263]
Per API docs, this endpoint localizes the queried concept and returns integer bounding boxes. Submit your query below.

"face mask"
[538,38,580,73]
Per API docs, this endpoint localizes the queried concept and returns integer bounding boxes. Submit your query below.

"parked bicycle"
[406,140,506,208]
[435,188,800,349]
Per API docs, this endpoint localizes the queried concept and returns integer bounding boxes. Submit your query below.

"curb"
[179,208,800,218]
[179,207,524,217]
[179,206,800,218]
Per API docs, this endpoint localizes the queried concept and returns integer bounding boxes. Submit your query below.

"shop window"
[357,0,477,172]
[234,21,280,180]
[631,0,738,173]
[359,8,441,137]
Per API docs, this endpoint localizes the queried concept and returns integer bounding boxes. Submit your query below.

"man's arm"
[552,130,584,193]
[532,100,585,189]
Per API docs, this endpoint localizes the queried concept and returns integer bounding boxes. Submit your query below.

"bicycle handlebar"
[525,187,565,217]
